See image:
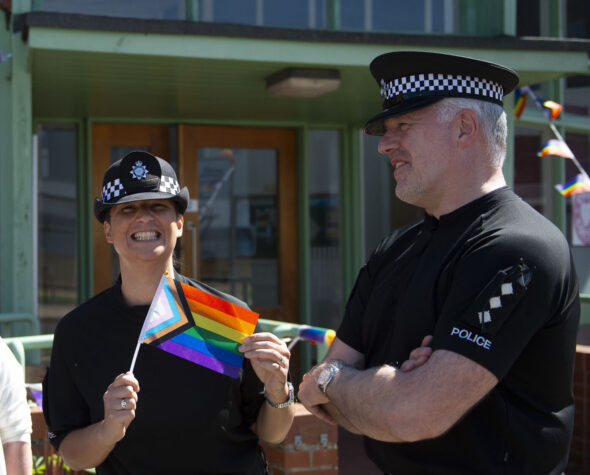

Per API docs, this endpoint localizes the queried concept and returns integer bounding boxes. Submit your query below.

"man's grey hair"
[433,98,507,168]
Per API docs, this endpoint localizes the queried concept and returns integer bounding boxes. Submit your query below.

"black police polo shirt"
[338,187,580,474]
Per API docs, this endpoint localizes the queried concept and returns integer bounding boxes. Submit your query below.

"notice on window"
[572,193,590,246]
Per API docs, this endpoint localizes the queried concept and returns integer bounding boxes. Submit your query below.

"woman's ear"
[176,214,184,238]
[456,109,479,148]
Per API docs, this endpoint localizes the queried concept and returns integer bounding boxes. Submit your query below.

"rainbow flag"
[555,174,590,197]
[514,88,527,118]
[537,139,574,159]
[542,100,562,121]
[137,275,259,379]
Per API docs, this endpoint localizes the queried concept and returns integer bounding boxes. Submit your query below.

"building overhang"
[14,12,590,122]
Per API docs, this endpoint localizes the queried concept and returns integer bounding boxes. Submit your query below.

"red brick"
[281,404,338,445]
[311,448,338,467]
[263,445,312,469]
[297,470,338,475]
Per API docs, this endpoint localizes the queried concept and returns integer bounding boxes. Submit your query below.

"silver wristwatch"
[264,382,295,408]
[318,360,345,395]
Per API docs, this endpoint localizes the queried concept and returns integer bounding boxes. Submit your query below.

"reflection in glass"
[198,147,278,307]
[37,124,78,334]
[514,126,545,215]
[308,130,342,331]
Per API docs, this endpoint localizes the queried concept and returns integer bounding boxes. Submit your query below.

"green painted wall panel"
[0,18,35,329]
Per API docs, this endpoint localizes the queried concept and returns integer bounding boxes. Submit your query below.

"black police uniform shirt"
[338,187,580,475]
[43,273,267,475]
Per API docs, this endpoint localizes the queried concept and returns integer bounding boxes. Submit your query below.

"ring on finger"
[277,356,284,366]
[120,399,127,409]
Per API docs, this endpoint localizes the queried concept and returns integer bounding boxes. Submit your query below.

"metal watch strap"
[319,360,345,395]
[264,382,294,409]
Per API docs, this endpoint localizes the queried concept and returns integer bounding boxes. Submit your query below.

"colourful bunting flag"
[537,139,574,159]
[138,275,259,379]
[555,174,590,197]
[540,100,562,121]
[298,326,336,346]
[514,88,527,118]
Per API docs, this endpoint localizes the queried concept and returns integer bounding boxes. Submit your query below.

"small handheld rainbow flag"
[555,174,590,197]
[537,139,574,159]
[298,326,336,345]
[130,275,259,379]
[514,88,527,119]
[286,325,336,351]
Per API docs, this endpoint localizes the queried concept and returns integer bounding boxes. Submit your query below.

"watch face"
[318,367,331,386]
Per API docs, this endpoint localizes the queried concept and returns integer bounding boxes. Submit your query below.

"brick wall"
[569,344,590,473]
[261,403,338,475]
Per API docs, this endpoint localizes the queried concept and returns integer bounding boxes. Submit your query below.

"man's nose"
[377,132,400,155]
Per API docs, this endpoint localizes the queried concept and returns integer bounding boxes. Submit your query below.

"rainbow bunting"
[542,100,562,121]
[138,275,259,379]
[555,174,590,197]
[514,88,527,118]
[537,139,574,159]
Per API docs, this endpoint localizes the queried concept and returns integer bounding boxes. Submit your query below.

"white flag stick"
[129,275,167,374]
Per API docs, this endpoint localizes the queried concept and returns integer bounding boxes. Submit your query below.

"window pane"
[565,76,590,119]
[37,124,78,335]
[514,126,545,215]
[198,147,278,307]
[37,0,186,20]
[362,133,391,258]
[361,133,422,260]
[372,0,424,33]
[566,133,590,294]
[308,130,342,331]
[205,0,258,24]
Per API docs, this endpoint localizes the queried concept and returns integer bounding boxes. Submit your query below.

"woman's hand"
[101,372,140,444]
[240,332,290,402]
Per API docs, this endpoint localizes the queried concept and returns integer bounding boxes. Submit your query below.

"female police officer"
[43,151,294,474]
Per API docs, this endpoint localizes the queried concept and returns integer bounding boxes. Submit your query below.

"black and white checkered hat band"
[380,73,503,103]
[102,178,124,202]
[101,175,180,203]
[159,176,180,195]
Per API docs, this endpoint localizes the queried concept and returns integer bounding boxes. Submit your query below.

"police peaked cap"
[364,51,519,136]
[94,151,189,223]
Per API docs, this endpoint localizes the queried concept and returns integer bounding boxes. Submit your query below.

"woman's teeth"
[133,232,158,241]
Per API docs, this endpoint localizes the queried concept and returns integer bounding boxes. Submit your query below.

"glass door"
[179,125,297,323]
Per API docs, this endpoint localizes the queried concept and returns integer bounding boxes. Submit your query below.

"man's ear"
[456,109,479,148]
[104,220,113,244]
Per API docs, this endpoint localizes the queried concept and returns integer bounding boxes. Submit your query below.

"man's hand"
[399,335,433,372]
[297,362,338,424]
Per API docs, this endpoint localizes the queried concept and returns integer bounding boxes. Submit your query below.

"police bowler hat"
[364,51,519,136]
[94,151,189,223]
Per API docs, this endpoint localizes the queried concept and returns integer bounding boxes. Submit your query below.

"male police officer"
[298,52,580,474]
